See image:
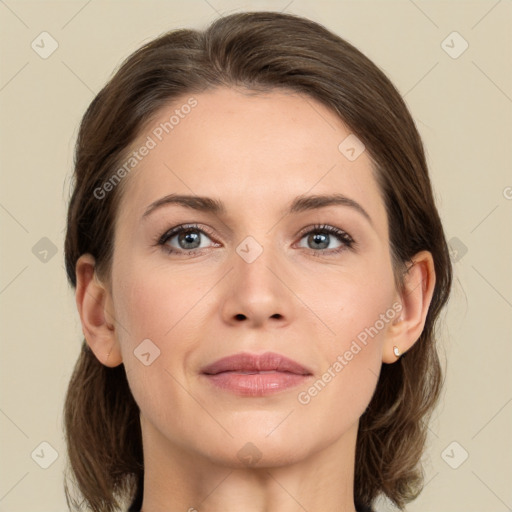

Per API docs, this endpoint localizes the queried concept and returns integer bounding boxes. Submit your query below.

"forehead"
[116,87,386,231]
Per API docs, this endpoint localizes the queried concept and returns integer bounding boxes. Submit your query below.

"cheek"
[309,258,397,345]
[112,259,215,400]
[111,264,202,421]
[295,293,393,440]
[298,265,396,412]
[113,259,204,344]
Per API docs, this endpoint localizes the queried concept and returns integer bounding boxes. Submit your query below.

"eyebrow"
[142,193,373,226]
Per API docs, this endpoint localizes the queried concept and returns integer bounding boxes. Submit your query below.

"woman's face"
[108,87,401,467]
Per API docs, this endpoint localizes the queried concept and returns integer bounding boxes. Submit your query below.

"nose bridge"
[234,234,282,294]
[221,234,291,326]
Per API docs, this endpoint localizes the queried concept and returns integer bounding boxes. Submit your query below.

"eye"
[296,224,355,255]
[155,223,355,257]
[156,224,218,255]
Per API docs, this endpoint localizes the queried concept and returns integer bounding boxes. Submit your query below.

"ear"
[75,254,123,367]
[382,250,436,364]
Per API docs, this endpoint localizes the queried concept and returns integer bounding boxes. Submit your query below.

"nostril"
[235,314,246,321]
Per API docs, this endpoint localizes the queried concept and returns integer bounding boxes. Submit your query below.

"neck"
[139,420,359,512]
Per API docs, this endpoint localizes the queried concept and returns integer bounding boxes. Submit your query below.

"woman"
[63,11,452,512]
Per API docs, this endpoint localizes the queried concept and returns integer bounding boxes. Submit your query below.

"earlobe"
[75,254,123,368]
[382,250,436,364]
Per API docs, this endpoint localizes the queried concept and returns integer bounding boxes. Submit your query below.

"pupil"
[310,233,328,249]
[179,230,200,249]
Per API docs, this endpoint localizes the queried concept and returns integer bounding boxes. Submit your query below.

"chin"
[206,441,313,470]
[190,426,320,470]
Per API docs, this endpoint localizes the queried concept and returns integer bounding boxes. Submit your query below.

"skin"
[75,87,436,512]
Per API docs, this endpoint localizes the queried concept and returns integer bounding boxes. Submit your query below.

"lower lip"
[202,371,311,396]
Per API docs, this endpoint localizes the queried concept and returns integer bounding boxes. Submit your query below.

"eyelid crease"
[296,223,354,242]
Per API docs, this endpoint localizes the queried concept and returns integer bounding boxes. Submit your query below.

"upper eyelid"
[158,223,215,242]
[159,223,354,247]
[297,224,353,240]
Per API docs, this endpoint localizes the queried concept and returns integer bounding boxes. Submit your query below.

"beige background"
[0,1,511,511]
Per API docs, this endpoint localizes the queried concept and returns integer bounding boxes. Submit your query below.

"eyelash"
[154,223,356,257]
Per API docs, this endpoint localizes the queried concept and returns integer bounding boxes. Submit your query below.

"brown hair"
[63,11,452,512]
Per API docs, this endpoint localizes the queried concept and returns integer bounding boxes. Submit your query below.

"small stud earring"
[393,346,401,358]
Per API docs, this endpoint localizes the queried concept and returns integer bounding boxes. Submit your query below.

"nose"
[220,243,294,329]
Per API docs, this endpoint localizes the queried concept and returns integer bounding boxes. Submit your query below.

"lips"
[201,351,312,376]
[200,351,313,397]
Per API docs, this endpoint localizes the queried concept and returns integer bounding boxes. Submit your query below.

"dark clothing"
[128,476,143,511]
[356,505,375,512]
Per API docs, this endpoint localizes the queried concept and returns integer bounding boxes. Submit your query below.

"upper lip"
[201,351,312,376]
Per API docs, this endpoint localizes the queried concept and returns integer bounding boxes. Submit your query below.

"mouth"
[200,351,313,396]
[201,351,312,376]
